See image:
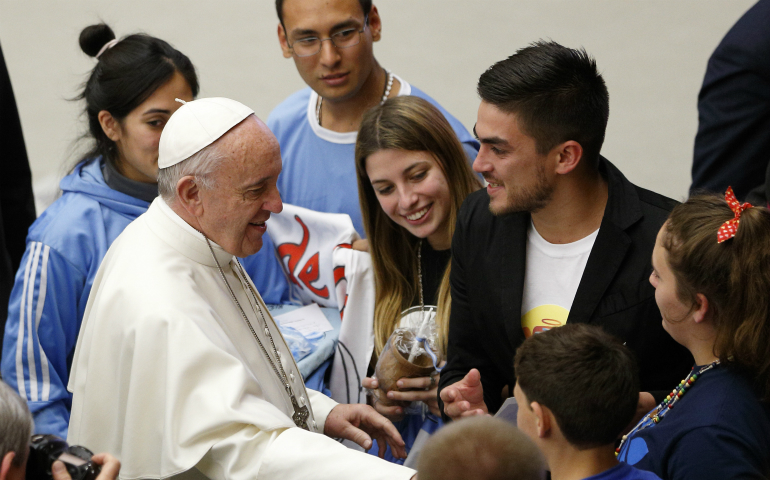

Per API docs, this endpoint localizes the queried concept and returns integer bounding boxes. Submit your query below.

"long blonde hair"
[355,96,481,358]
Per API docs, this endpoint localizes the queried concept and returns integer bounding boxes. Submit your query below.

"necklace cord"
[203,236,310,429]
[616,360,721,456]
[417,240,424,309]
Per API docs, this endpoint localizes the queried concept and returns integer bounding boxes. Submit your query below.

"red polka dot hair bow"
[717,186,752,243]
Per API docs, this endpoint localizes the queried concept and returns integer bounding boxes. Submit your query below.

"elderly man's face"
[198,117,283,257]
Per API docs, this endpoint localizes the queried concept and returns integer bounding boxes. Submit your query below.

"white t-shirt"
[520,221,599,338]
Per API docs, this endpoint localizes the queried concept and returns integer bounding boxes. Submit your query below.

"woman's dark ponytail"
[75,23,198,169]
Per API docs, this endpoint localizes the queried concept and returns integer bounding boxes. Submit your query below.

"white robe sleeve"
[307,388,337,430]
[195,426,414,480]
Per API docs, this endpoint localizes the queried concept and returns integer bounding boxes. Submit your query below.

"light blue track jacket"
[1,158,149,438]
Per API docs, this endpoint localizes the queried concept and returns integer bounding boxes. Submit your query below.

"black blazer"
[439,158,693,415]
[690,0,770,200]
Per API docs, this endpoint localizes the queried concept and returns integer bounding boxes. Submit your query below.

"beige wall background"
[0,0,757,209]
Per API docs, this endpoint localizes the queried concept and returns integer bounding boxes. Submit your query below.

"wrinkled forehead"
[215,119,281,183]
[220,116,275,153]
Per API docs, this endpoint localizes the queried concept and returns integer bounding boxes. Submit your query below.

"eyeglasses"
[287,15,368,57]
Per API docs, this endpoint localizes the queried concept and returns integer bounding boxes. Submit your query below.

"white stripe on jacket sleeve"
[36,245,51,401]
[26,242,41,401]
[15,243,35,399]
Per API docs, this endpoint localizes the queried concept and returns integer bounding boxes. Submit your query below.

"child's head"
[513,324,639,452]
[418,416,546,480]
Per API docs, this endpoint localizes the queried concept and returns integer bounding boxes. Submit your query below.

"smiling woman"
[354,95,481,464]
[365,149,452,250]
[0,23,198,440]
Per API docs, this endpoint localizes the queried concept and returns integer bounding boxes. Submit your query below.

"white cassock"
[67,198,414,480]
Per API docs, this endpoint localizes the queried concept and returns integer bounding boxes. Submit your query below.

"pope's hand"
[52,453,120,480]
[324,404,407,459]
[439,368,488,420]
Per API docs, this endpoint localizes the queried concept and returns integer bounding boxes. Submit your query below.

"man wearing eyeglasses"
[267,0,478,239]
[239,0,478,308]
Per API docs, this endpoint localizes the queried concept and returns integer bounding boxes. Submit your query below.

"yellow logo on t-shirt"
[522,304,568,338]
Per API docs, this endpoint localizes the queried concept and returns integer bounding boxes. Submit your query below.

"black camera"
[26,435,101,480]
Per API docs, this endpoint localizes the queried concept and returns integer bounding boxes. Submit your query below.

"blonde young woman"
[354,96,481,463]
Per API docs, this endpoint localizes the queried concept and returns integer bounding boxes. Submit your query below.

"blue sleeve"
[240,233,290,305]
[667,426,768,480]
[1,242,86,439]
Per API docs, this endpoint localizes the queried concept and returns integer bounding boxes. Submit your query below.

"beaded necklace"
[616,360,720,457]
[417,239,425,309]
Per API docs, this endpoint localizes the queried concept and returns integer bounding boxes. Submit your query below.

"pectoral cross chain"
[290,395,310,430]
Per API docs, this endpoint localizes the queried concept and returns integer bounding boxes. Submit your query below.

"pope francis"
[66,97,415,480]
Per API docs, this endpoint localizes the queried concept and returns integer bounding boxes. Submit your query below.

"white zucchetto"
[158,97,254,169]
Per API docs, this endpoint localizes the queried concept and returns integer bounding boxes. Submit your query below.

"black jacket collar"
[600,157,643,231]
[500,156,645,345]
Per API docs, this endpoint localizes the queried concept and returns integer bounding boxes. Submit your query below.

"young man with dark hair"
[513,324,662,480]
[439,41,691,420]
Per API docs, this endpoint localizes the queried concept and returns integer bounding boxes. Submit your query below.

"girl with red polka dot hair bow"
[717,186,753,243]
[616,190,770,479]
